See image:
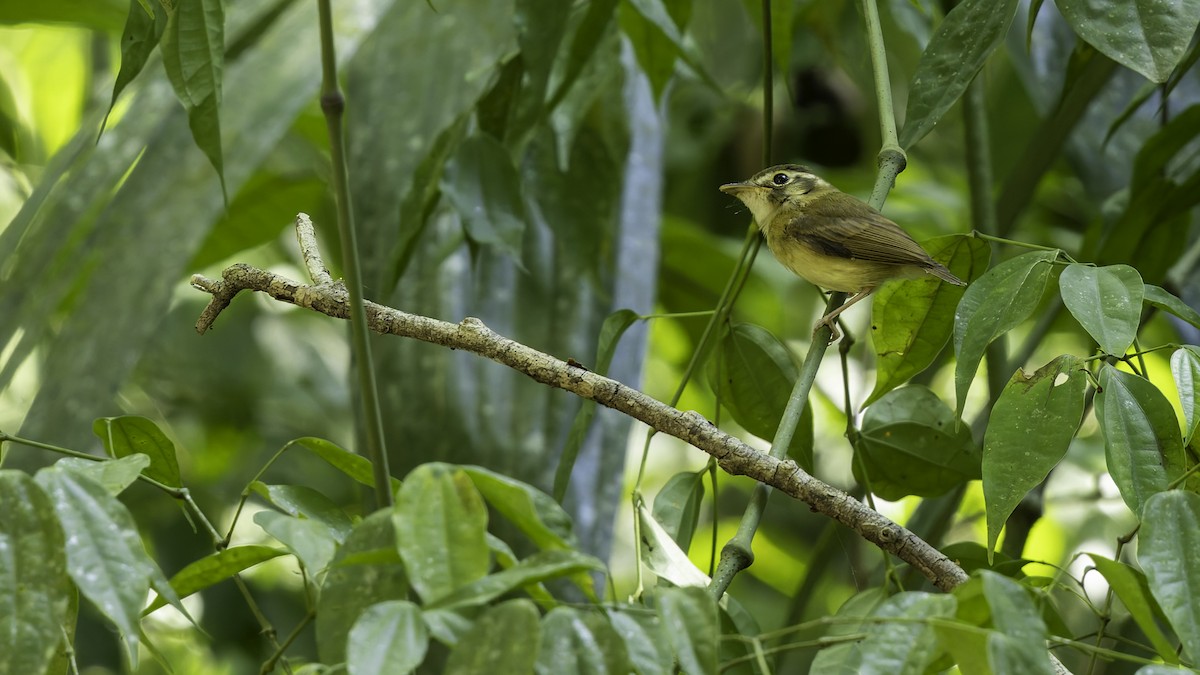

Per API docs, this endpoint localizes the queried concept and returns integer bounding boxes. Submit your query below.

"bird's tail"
[926,263,966,286]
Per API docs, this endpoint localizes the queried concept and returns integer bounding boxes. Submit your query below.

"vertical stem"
[316,0,393,508]
[861,0,906,209]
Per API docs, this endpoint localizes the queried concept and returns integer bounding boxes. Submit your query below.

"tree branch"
[189,217,968,592]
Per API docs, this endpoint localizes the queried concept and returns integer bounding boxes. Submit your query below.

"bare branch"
[190,252,969,592]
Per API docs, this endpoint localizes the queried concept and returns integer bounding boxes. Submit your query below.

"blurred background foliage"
[1,0,1199,672]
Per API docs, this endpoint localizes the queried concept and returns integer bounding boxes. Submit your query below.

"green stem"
[708,293,846,598]
[316,0,392,509]
[861,0,905,209]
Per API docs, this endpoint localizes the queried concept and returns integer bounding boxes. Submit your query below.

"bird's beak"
[719,181,754,195]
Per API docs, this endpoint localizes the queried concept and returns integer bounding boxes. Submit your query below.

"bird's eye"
[772,173,790,185]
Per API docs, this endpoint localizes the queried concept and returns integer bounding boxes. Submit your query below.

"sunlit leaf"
[144,545,285,615]
[1138,491,1200,662]
[900,0,1020,148]
[103,0,167,135]
[983,356,1087,559]
[1171,346,1200,444]
[290,437,401,493]
[254,511,337,576]
[462,464,576,551]
[394,463,490,604]
[637,502,709,588]
[0,471,70,675]
[1057,0,1200,82]
[1058,264,1143,355]
[250,483,354,542]
[93,415,181,487]
[1095,365,1181,516]
[868,234,989,406]
[56,454,150,496]
[954,250,1058,415]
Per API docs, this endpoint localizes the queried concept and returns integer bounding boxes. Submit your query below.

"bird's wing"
[784,208,935,267]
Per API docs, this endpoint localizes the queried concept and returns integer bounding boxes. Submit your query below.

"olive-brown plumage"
[720,164,964,342]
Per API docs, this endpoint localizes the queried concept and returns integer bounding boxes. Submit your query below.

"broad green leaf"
[254,511,338,576]
[608,608,672,675]
[620,0,701,101]
[103,0,167,135]
[394,463,490,604]
[143,545,285,615]
[427,549,604,611]
[462,465,576,550]
[707,322,814,470]
[1086,554,1179,664]
[34,467,172,668]
[0,471,70,675]
[1058,264,1143,355]
[537,606,631,674]
[0,0,126,30]
[940,542,1030,577]
[510,0,573,144]
[857,592,957,674]
[1145,284,1200,330]
[954,250,1058,415]
[316,511,408,666]
[810,588,889,672]
[56,454,150,495]
[983,356,1087,559]
[856,385,979,500]
[979,571,1054,674]
[191,172,326,269]
[555,308,640,501]
[423,608,475,648]
[250,483,354,542]
[347,600,428,675]
[441,133,528,264]
[651,469,705,551]
[547,0,621,111]
[637,502,710,588]
[1095,365,1181,516]
[868,234,990,407]
[657,586,718,675]
[93,415,181,487]
[1057,0,1200,82]
[160,0,226,194]
[444,599,542,674]
[1171,346,1200,444]
[899,0,1020,148]
[1138,491,1200,661]
[290,437,402,493]
[933,620,991,675]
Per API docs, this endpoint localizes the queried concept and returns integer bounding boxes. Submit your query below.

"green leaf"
[427,549,605,611]
[92,415,182,487]
[423,608,475,648]
[254,511,338,577]
[1086,554,1179,664]
[34,467,172,668]
[1056,0,1200,82]
[347,600,428,675]
[1095,365,1181,516]
[810,588,889,672]
[143,545,285,615]
[867,234,990,407]
[857,592,957,673]
[250,482,354,543]
[1139,490,1200,661]
[651,469,705,552]
[103,0,167,135]
[983,356,1087,559]
[657,586,717,675]
[899,0,1020,148]
[394,463,490,604]
[160,0,226,195]
[56,454,150,496]
[1171,346,1200,445]
[707,322,814,470]
[290,437,402,493]
[1058,264,1144,355]
[1145,284,1200,331]
[954,250,1058,415]
[856,385,979,500]
[979,571,1054,674]
[537,606,631,674]
[0,471,70,675]
[547,0,621,110]
[316,511,408,666]
[191,171,326,269]
[608,608,672,675]
[444,599,542,674]
[441,133,528,264]
[620,0,690,101]
[555,308,641,501]
[510,0,573,143]
[461,464,577,551]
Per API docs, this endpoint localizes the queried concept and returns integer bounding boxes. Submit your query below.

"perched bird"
[720,164,965,342]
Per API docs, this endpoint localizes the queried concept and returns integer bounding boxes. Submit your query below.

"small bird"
[720,164,965,343]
